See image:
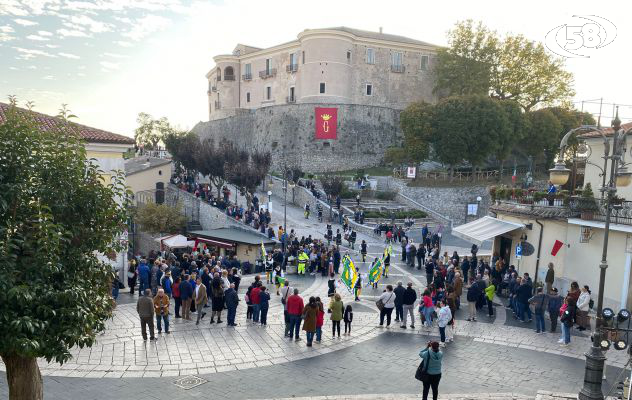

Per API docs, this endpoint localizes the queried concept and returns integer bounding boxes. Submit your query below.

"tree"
[430,95,509,178]
[194,138,240,198]
[225,147,271,208]
[399,101,434,162]
[434,20,497,97]
[164,131,198,174]
[434,20,575,111]
[135,203,186,234]
[0,101,129,400]
[320,175,345,199]
[135,112,183,153]
[495,100,529,177]
[524,109,563,169]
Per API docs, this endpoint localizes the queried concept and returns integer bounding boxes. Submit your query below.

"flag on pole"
[384,245,392,259]
[512,165,517,184]
[367,257,384,286]
[261,242,267,260]
[340,255,358,292]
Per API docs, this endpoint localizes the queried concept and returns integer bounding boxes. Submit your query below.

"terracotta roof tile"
[578,121,632,139]
[0,102,135,145]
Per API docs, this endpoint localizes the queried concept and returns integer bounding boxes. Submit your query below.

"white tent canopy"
[452,216,524,246]
[154,234,195,249]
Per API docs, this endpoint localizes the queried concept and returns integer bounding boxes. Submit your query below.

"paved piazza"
[1,196,629,399]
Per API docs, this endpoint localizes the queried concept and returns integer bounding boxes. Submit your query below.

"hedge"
[362,209,428,219]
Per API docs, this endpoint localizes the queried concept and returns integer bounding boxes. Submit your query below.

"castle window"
[319,82,326,94]
[265,86,271,100]
[346,50,351,63]
[246,92,250,103]
[366,48,375,64]
[420,55,429,71]
[366,84,373,96]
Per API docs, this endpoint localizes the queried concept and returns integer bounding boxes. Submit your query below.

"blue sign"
[515,244,522,259]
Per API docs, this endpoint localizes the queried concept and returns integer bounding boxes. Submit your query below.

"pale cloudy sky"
[1,0,631,138]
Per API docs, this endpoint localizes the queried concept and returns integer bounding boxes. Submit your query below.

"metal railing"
[286,64,298,73]
[242,73,252,81]
[570,199,632,226]
[224,75,235,81]
[286,96,296,103]
[391,64,405,73]
[259,68,277,79]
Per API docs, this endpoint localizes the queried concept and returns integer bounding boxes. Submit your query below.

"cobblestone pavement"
[0,197,627,399]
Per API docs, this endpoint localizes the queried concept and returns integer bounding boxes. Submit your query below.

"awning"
[194,237,235,249]
[154,234,195,249]
[452,216,524,245]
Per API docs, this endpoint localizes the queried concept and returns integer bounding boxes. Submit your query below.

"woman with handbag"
[378,285,396,327]
[418,341,443,400]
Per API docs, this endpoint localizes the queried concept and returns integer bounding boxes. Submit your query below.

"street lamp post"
[549,111,632,400]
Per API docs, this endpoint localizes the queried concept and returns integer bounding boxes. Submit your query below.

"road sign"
[515,244,522,260]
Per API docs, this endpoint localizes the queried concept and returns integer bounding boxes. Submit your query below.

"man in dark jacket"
[425,259,435,287]
[179,275,193,320]
[547,287,562,332]
[401,282,417,329]
[225,283,239,326]
[393,282,406,322]
[516,280,533,322]
[466,277,482,322]
[416,246,425,270]
[545,263,555,294]
[138,259,150,296]
[136,289,155,341]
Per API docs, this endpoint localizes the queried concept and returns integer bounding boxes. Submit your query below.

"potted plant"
[533,191,546,203]
[578,183,599,220]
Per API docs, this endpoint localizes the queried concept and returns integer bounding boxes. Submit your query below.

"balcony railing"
[242,73,252,81]
[224,75,235,81]
[286,64,298,73]
[570,198,632,226]
[214,101,221,109]
[286,96,296,103]
[259,68,277,79]
[391,64,405,73]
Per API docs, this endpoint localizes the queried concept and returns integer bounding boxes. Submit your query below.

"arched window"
[216,67,221,81]
[224,66,234,80]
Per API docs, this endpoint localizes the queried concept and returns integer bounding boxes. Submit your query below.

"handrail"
[396,192,453,229]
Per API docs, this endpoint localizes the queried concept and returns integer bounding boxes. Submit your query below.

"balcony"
[242,73,252,81]
[259,68,277,79]
[286,64,298,73]
[214,101,221,110]
[391,64,406,73]
[224,75,235,81]
[286,96,296,103]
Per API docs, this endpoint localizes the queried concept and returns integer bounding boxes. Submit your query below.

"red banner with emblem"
[315,107,337,139]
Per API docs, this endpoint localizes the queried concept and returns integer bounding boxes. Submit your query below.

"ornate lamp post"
[549,111,631,400]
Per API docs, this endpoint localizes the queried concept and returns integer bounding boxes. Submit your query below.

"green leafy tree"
[524,109,563,169]
[135,112,183,153]
[225,148,272,208]
[434,20,575,111]
[135,203,186,234]
[434,20,498,97]
[495,100,529,177]
[0,101,129,400]
[399,101,434,162]
[164,131,198,174]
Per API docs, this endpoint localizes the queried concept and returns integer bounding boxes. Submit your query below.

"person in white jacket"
[437,301,452,346]
[576,285,592,331]
[378,285,397,328]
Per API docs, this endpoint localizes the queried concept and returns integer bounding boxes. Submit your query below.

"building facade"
[206,27,440,120]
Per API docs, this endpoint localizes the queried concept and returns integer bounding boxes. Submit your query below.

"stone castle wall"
[191,103,402,173]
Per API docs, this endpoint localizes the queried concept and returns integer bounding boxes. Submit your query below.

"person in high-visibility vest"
[298,250,309,275]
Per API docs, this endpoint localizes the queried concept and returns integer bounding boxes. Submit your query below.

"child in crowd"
[344,304,353,335]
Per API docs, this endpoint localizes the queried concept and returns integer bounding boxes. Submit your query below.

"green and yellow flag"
[261,242,267,260]
[340,255,358,292]
[368,258,384,286]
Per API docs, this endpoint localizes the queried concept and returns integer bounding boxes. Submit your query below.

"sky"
[1,0,631,138]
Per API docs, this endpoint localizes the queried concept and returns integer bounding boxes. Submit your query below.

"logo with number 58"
[545,15,617,58]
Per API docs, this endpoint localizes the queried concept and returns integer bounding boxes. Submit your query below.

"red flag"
[315,107,337,139]
[551,240,564,256]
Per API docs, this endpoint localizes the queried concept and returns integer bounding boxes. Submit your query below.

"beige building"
[124,156,173,194]
[206,27,440,120]
[454,123,632,311]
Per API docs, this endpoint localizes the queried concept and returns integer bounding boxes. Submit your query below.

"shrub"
[374,190,397,201]
[363,210,428,219]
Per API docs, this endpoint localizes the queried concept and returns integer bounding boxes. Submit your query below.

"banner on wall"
[315,107,337,139]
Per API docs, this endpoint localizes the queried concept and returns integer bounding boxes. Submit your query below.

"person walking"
[401,282,417,329]
[136,289,155,341]
[330,293,344,338]
[259,286,270,326]
[194,276,207,325]
[180,274,193,321]
[354,274,362,301]
[529,287,547,333]
[210,273,225,324]
[225,283,239,326]
[251,282,262,323]
[153,288,170,334]
[547,288,562,333]
[315,297,325,343]
[287,288,304,341]
[394,281,405,323]
[419,341,443,400]
[343,304,353,335]
[516,279,533,323]
[138,259,150,296]
[302,296,318,347]
[559,298,573,346]
[172,277,181,318]
[436,301,452,346]
[378,285,396,327]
